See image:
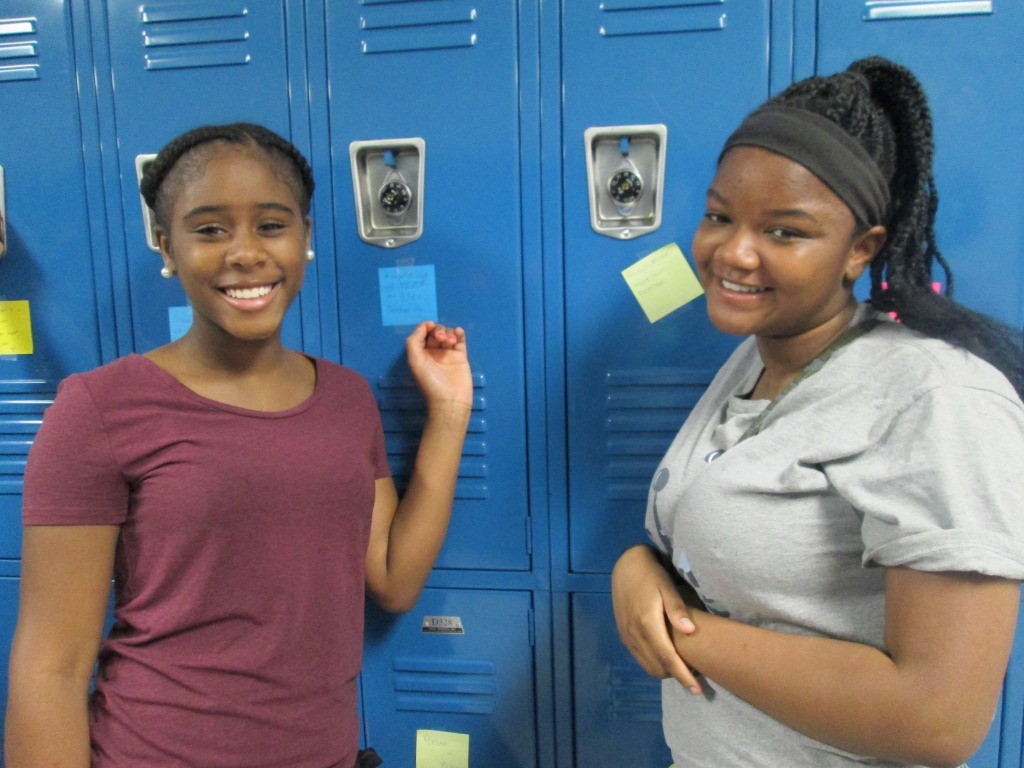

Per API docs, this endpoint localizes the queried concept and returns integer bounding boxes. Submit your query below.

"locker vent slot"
[609,663,662,722]
[598,0,726,38]
[139,2,253,71]
[0,17,39,82]
[378,372,488,500]
[603,369,712,501]
[864,0,993,20]
[359,0,478,55]
[0,382,53,496]
[391,656,497,714]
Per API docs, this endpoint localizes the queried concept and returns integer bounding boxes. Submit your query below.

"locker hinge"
[527,606,535,647]
[525,514,533,556]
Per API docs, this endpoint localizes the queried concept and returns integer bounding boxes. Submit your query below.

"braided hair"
[765,57,1023,399]
[140,122,315,231]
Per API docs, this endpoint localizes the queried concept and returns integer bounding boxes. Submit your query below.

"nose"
[714,226,759,272]
[225,229,267,269]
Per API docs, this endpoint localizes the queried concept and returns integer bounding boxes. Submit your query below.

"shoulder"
[311,358,378,403]
[845,315,1021,410]
[50,355,156,413]
[60,355,163,401]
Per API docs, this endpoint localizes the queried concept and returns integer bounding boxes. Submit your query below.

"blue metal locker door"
[324,1,530,571]
[815,5,1024,768]
[362,590,537,767]
[572,592,671,767]
[0,0,106,747]
[101,0,309,354]
[562,1,770,574]
[817,1,1024,329]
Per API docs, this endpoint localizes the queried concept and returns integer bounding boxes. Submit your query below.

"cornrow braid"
[769,57,1023,398]
[141,122,315,229]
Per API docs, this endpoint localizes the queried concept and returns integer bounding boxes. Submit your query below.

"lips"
[218,282,280,310]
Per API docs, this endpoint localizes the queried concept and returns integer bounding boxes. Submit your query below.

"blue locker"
[323,0,531,572]
[362,588,537,766]
[572,591,671,767]
[0,2,107,746]
[98,0,311,354]
[561,1,771,576]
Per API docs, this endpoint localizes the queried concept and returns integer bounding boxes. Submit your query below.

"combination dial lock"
[379,180,412,215]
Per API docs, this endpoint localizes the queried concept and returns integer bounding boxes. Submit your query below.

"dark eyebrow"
[183,202,297,219]
[706,188,820,223]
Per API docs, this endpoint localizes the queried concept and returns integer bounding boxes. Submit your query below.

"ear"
[304,216,312,251]
[845,225,886,284]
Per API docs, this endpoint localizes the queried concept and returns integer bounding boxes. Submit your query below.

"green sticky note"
[621,242,704,323]
[0,300,33,355]
[416,729,469,768]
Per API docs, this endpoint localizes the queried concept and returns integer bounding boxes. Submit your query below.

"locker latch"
[135,154,161,253]
[350,138,425,248]
[584,125,667,239]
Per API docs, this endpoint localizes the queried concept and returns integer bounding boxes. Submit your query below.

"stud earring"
[160,266,174,279]
[305,249,316,262]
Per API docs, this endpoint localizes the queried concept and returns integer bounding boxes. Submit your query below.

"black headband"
[720,106,891,226]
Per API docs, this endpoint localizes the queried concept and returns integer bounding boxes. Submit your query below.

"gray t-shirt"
[645,308,1024,767]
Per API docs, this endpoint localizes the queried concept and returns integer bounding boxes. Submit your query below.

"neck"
[753,300,859,399]
[177,327,289,379]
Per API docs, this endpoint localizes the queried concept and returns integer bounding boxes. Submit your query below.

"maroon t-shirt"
[23,355,390,768]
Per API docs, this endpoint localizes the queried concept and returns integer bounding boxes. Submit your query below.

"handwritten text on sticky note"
[0,300,34,355]
[379,264,438,327]
[621,243,704,323]
[416,729,469,768]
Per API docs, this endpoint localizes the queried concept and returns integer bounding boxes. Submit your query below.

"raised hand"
[404,321,473,415]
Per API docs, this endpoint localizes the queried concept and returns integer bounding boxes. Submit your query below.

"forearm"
[380,404,469,609]
[5,667,92,768]
[677,610,993,766]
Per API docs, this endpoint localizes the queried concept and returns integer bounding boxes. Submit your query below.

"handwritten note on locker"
[621,243,704,323]
[379,264,438,327]
[416,729,469,768]
[0,300,34,355]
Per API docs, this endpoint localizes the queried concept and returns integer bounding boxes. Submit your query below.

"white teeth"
[721,279,764,294]
[225,285,273,300]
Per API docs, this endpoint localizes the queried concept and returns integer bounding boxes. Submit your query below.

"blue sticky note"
[378,265,438,327]
[168,306,193,341]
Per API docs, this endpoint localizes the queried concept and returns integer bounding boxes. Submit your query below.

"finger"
[661,588,696,634]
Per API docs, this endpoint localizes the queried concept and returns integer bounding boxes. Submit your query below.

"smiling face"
[692,146,883,344]
[157,143,311,348]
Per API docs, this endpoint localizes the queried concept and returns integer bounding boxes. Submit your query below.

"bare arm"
[5,525,118,768]
[365,322,472,612]
[612,545,702,693]
[672,567,1019,767]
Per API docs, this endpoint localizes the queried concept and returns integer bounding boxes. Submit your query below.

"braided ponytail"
[768,57,1023,398]
[141,122,315,229]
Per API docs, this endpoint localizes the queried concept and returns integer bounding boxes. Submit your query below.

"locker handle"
[0,165,6,260]
[864,1,992,20]
[135,154,161,253]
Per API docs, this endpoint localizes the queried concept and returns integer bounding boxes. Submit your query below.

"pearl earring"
[160,266,174,279]
[305,249,315,262]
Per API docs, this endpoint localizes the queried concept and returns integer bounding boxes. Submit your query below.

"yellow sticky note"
[0,300,33,355]
[621,243,704,323]
[416,729,469,768]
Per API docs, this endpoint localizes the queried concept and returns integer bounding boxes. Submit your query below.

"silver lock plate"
[350,138,425,248]
[584,124,667,240]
